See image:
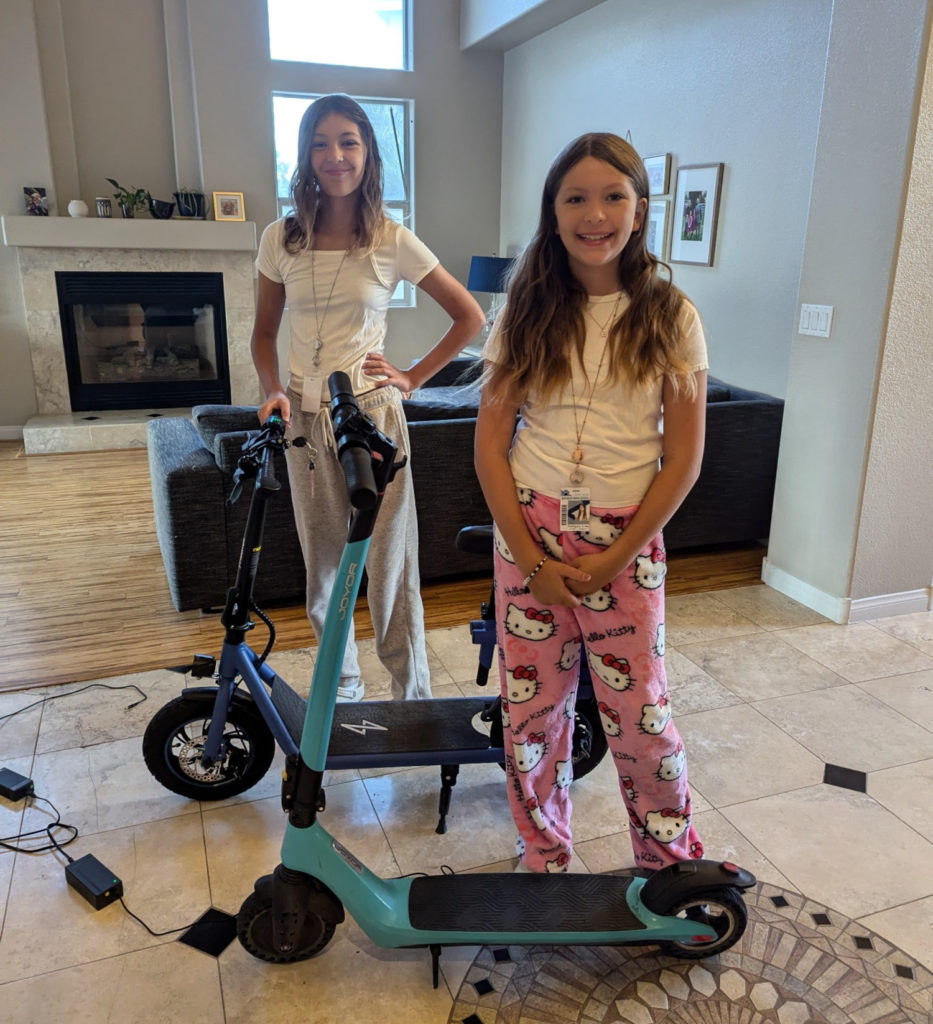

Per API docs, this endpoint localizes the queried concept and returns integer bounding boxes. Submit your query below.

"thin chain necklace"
[569,292,622,485]
[310,246,349,368]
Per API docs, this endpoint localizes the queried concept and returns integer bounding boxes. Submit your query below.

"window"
[267,0,410,71]
[272,93,414,305]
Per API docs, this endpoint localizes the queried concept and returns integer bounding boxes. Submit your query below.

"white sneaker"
[336,680,364,703]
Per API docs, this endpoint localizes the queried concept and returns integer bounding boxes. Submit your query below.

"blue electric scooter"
[235,372,756,985]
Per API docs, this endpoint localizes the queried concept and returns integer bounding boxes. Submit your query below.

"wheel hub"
[176,735,227,782]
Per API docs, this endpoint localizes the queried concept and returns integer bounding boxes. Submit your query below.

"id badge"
[560,487,591,532]
[300,376,324,413]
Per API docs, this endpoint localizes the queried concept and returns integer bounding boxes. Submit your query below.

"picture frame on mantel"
[213,191,246,222]
[669,163,724,266]
[643,154,671,196]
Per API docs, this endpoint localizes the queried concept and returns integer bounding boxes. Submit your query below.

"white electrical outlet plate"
[799,303,834,338]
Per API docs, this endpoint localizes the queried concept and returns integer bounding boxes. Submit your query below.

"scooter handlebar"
[328,372,378,511]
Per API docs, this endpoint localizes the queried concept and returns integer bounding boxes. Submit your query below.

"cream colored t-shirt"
[485,293,708,506]
[256,218,439,395]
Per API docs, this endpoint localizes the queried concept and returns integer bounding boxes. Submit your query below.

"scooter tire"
[655,885,748,959]
[142,692,275,800]
[237,889,335,963]
[487,695,608,780]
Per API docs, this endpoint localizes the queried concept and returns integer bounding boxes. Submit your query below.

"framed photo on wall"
[213,191,246,222]
[669,163,723,266]
[643,154,671,196]
[645,200,670,260]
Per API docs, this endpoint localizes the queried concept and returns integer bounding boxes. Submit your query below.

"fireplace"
[55,270,231,411]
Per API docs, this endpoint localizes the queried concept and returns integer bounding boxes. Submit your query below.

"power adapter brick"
[0,768,34,801]
[65,854,124,910]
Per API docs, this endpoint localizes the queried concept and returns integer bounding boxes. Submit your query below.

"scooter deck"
[327,697,500,769]
[408,874,644,933]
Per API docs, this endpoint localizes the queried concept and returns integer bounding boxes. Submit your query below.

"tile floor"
[1,586,932,1023]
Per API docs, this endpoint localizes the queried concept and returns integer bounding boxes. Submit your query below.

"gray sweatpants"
[284,384,432,700]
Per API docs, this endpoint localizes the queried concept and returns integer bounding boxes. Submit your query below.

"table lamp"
[467,255,513,340]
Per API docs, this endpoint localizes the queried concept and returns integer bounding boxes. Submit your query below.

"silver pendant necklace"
[310,247,349,368]
[569,292,622,485]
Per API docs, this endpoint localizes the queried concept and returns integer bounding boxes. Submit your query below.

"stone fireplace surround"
[1,216,259,454]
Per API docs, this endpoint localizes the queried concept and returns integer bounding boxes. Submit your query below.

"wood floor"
[0,441,765,693]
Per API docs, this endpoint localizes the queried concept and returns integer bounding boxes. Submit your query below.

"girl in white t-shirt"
[475,133,708,873]
[252,94,484,702]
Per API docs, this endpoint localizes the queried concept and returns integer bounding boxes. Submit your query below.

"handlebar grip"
[339,444,377,510]
[327,371,377,510]
[256,414,285,491]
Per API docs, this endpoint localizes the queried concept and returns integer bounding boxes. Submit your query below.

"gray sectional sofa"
[147,359,783,611]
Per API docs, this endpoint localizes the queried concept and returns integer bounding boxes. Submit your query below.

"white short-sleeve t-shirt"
[485,293,708,507]
[256,218,439,394]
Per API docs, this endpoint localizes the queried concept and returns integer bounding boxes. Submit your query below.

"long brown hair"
[488,133,696,404]
[284,93,386,253]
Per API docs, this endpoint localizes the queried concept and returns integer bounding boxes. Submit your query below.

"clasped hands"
[525,551,623,608]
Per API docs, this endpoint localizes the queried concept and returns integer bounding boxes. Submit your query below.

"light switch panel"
[799,303,834,338]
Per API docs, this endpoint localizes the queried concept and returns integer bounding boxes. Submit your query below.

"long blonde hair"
[488,133,697,404]
[284,93,386,254]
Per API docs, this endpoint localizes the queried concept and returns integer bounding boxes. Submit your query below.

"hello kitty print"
[494,486,701,872]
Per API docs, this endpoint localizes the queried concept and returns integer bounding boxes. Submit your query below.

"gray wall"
[0,0,503,433]
[488,0,932,618]
[498,0,832,400]
[0,0,52,430]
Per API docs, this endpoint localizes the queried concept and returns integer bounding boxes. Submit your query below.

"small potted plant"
[173,187,206,219]
[106,178,150,219]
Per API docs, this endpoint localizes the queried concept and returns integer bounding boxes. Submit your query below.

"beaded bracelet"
[522,557,548,589]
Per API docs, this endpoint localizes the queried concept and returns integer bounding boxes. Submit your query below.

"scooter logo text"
[338,562,359,620]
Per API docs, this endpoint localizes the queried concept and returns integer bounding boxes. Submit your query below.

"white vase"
[67,199,89,217]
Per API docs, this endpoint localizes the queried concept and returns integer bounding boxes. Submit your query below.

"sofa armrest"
[666,398,784,549]
[147,416,229,611]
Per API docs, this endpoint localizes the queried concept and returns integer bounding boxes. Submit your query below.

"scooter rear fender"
[640,858,756,915]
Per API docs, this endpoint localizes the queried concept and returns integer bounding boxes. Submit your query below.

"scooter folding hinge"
[281,753,325,827]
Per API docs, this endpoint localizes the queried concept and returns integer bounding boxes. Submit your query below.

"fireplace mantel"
[5,215,260,451]
[1,215,256,252]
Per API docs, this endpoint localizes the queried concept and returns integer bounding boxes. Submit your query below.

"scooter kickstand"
[435,765,459,834]
[429,944,442,989]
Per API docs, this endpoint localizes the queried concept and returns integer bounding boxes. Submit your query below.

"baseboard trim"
[847,589,932,622]
[761,559,849,622]
[0,426,24,441]
[762,558,932,623]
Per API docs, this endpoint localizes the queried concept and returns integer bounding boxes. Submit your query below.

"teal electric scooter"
[236,372,756,986]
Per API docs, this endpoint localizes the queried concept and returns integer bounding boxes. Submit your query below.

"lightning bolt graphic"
[340,719,390,736]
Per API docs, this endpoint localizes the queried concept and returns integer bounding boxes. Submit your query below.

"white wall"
[498,0,832,401]
[766,0,931,617]
[846,25,933,605]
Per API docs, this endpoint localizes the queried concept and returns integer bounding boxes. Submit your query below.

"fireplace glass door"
[56,271,231,411]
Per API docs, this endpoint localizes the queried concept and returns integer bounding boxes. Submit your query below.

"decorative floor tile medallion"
[449,884,932,1024]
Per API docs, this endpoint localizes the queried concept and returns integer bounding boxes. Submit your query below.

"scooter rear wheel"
[237,889,335,963]
[655,885,748,958]
[142,692,275,800]
[488,695,608,780]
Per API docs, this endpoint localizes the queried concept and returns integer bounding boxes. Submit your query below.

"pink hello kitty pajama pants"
[495,488,703,873]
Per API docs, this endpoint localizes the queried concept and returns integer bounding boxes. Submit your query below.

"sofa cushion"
[403,383,481,422]
[193,404,260,450]
[706,377,731,403]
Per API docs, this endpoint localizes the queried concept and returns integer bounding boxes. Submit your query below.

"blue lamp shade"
[467,255,513,293]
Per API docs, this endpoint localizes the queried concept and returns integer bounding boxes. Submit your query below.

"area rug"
[449,882,933,1024]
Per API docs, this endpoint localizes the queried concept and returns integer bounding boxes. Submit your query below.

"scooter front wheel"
[656,885,748,959]
[237,889,335,963]
[142,692,275,800]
